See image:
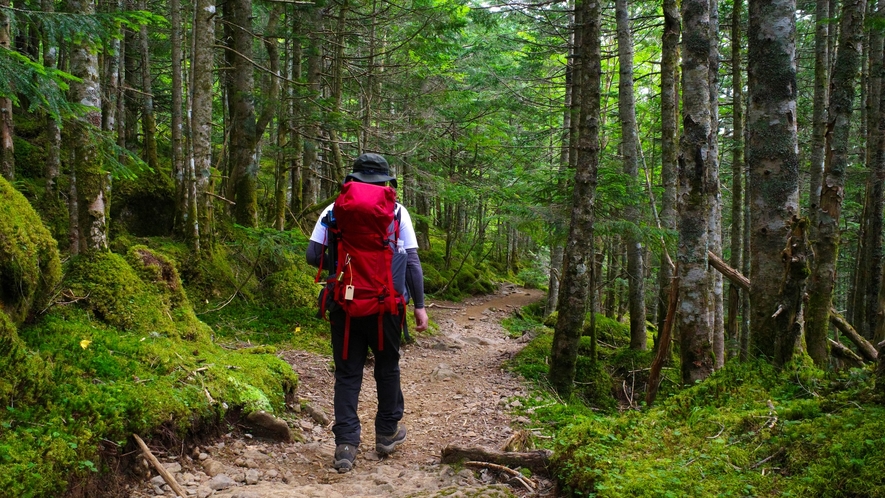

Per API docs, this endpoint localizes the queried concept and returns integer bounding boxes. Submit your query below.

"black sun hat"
[345,153,397,187]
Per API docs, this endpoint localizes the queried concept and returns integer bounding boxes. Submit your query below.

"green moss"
[0,176,62,325]
[0,310,51,408]
[547,359,885,497]
[64,252,178,335]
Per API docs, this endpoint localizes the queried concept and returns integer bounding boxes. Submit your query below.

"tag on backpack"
[344,285,355,300]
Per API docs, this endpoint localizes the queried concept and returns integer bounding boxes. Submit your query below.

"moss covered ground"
[503,304,885,497]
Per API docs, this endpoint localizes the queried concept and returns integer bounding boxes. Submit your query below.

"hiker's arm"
[406,248,428,332]
[306,240,328,269]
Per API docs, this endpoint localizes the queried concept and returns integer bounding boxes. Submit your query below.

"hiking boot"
[375,425,407,455]
[333,444,357,473]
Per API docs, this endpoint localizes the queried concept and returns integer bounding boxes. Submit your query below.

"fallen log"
[828,339,865,369]
[441,445,553,476]
[828,310,878,362]
[706,250,879,363]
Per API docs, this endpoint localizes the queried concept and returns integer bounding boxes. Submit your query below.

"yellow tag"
[295,327,301,334]
[345,285,355,300]
[80,340,92,349]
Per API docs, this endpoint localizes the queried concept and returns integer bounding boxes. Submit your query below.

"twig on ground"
[464,461,535,492]
[133,434,188,498]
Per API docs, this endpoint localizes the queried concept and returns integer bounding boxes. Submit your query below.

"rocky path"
[126,285,553,498]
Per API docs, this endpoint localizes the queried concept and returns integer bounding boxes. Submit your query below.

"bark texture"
[727,0,745,360]
[656,0,680,340]
[806,0,865,366]
[192,0,216,254]
[677,0,716,384]
[747,0,802,366]
[549,0,600,398]
[69,0,109,253]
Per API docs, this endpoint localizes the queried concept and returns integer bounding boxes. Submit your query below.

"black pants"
[330,309,404,446]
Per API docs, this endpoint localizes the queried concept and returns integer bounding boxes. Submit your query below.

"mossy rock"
[64,251,181,336]
[124,245,212,340]
[0,176,62,325]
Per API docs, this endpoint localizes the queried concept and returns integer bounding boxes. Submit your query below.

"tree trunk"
[808,0,830,220]
[656,0,679,341]
[139,0,159,171]
[42,0,61,194]
[70,0,109,254]
[171,0,185,235]
[549,0,600,399]
[301,4,324,212]
[288,31,304,221]
[0,0,14,181]
[727,0,745,361]
[677,0,716,384]
[708,0,724,370]
[123,21,139,150]
[616,0,646,351]
[863,0,885,342]
[806,0,865,366]
[747,0,803,367]
[192,0,216,255]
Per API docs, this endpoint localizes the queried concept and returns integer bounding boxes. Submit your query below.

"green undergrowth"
[503,307,885,498]
[552,359,885,497]
[0,235,299,496]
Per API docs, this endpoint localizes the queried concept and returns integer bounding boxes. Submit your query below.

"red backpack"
[316,181,405,358]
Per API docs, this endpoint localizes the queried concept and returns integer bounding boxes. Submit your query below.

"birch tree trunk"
[171,0,186,234]
[805,0,865,366]
[192,0,216,255]
[549,0,600,398]
[70,0,109,254]
[747,0,803,367]
[616,0,646,351]
[677,0,716,384]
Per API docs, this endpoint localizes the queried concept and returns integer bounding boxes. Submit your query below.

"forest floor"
[123,285,557,498]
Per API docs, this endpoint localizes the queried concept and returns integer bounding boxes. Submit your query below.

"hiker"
[306,153,429,473]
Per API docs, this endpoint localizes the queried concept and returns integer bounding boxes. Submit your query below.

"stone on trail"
[429,364,457,381]
[207,473,236,490]
[245,410,292,442]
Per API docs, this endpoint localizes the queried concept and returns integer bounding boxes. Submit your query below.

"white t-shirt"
[309,202,419,250]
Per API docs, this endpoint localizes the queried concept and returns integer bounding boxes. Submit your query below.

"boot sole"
[375,437,405,455]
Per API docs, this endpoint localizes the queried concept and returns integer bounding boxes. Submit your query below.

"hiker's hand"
[414,308,429,332]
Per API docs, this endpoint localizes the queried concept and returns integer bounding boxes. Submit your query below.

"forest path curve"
[130,285,555,498]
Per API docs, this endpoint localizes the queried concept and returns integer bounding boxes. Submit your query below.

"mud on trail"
[127,285,555,498]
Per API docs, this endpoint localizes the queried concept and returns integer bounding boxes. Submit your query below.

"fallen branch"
[425,302,462,310]
[133,434,187,498]
[828,338,865,368]
[646,271,679,407]
[706,250,877,363]
[707,250,749,290]
[828,310,877,362]
[750,448,785,469]
[441,445,552,476]
[464,461,535,492]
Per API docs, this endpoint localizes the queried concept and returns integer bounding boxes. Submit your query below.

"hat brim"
[346,171,396,185]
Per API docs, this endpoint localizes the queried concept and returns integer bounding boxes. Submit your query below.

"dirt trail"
[127,285,554,498]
